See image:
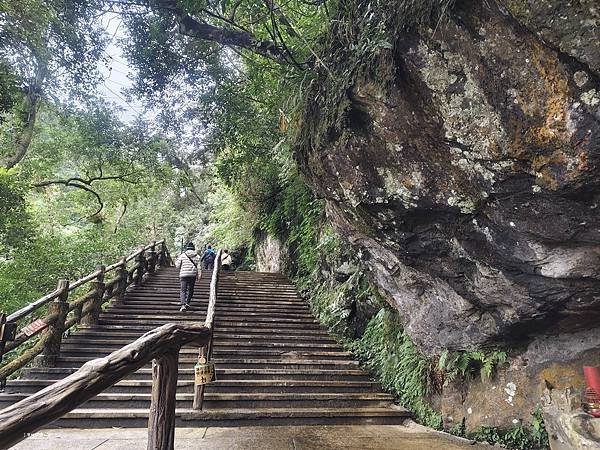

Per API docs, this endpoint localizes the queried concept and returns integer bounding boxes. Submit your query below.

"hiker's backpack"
[204,250,216,263]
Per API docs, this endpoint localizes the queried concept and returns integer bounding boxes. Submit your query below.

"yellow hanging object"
[194,356,216,385]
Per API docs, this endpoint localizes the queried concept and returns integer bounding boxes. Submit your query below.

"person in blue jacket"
[200,245,216,270]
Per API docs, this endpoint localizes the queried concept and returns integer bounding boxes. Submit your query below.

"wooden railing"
[0,243,224,449]
[0,323,211,449]
[193,249,222,410]
[0,240,172,387]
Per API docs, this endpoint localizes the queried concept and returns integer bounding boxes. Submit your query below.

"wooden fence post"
[147,350,179,450]
[116,258,128,301]
[193,345,208,410]
[34,279,69,368]
[0,313,6,390]
[81,265,105,326]
[135,248,146,286]
[147,242,158,275]
[158,242,167,268]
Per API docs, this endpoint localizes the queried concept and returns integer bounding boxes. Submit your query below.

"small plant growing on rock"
[438,349,508,383]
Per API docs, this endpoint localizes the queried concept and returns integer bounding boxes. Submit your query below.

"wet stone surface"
[12,423,495,449]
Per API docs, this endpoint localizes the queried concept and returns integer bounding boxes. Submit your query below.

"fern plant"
[438,349,508,383]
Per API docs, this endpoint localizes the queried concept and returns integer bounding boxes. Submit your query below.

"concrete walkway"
[12,422,496,449]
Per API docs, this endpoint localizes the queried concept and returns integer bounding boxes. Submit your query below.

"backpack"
[204,250,216,263]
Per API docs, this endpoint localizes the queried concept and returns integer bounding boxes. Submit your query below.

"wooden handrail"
[0,323,211,449]
[193,249,222,410]
[0,239,171,387]
[6,240,165,323]
[6,289,61,323]
[204,249,222,329]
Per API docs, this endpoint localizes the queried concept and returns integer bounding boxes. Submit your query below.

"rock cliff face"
[298,0,600,354]
[254,231,288,273]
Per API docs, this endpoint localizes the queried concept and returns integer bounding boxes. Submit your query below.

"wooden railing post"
[81,265,105,326]
[193,345,208,410]
[0,324,210,449]
[147,350,179,450]
[193,249,221,411]
[135,248,146,286]
[116,258,128,301]
[147,241,158,275]
[34,280,69,368]
[158,242,167,268]
[0,313,7,390]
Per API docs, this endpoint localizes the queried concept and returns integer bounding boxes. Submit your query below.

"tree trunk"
[0,62,47,169]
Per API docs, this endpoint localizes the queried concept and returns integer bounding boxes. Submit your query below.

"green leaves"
[469,406,549,450]
[0,166,33,253]
[438,349,509,383]
[347,307,443,428]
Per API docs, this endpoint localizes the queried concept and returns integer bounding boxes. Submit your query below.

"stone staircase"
[0,267,410,427]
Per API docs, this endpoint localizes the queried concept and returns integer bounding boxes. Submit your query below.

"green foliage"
[0,100,212,316]
[0,167,32,252]
[447,406,549,450]
[0,0,106,93]
[202,184,255,251]
[469,406,548,449]
[438,349,508,383]
[348,308,443,428]
[448,418,466,437]
[0,60,19,113]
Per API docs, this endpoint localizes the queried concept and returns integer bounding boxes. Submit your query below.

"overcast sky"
[98,13,145,123]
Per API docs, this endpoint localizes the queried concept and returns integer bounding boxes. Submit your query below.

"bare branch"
[33,179,104,218]
[114,202,128,233]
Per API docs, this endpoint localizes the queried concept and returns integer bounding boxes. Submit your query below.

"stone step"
[69,330,338,343]
[6,379,382,395]
[0,392,393,410]
[120,296,306,306]
[97,316,320,325]
[100,310,316,320]
[53,356,360,370]
[57,347,354,360]
[129,290,303,301]
[23,367,373,382]
[61,339,344,351]
[96,318,324,330]
[36,407,411,428]
[110,303,311,313]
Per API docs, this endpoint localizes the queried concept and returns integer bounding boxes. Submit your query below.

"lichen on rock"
[297,0,600,354]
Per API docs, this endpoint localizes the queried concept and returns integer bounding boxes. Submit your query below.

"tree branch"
[33,173,137,188]
[153,0,292,65]
[33,180,104,218]
[114,202,128,233]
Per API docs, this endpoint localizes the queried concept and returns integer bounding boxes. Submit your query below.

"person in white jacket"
[221,249,233,271]
[175,242,200,311]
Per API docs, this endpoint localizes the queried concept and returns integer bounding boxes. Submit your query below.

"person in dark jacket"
[175,242,199,311]
[200,245,216,270]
